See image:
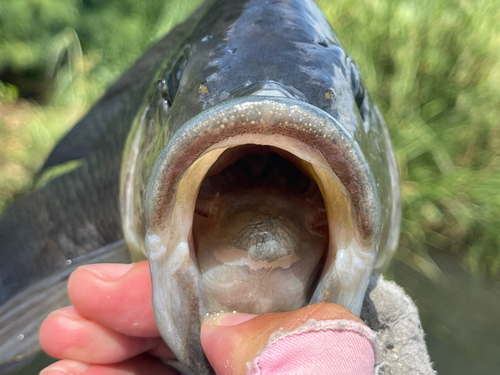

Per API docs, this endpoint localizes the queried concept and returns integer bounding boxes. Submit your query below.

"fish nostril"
[198,83,209,95]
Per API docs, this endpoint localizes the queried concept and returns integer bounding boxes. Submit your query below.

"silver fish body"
[0,0,400,374]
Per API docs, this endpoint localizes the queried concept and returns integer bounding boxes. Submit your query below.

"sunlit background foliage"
[1,0,499,373]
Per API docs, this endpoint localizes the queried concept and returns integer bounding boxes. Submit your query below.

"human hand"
[40,261,377,375]
[39,261,174,375]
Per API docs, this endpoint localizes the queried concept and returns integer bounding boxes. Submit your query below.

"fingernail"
[219,313,256,326]
[79,263,134,280]
[205,312,257,326]
[50,306,83,320]
[40,361,89,375]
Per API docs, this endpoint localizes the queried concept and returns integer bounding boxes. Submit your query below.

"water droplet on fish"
[65,259,72,266]
[17,334,24,341]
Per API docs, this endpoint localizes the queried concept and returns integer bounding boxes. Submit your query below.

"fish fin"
[0,240,131,374]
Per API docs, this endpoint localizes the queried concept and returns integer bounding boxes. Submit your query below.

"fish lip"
[144,96,381,247]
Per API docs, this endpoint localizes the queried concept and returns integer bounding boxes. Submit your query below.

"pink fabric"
[247,323,376,375]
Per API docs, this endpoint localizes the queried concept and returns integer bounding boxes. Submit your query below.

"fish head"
[120,0,401,373]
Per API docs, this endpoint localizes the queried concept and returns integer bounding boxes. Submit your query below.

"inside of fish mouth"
[192,145,329,314]
[146,129,359,317]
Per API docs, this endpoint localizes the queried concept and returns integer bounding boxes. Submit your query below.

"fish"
[0,0,401,374]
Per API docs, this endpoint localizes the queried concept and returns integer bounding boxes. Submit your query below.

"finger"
[39,356,178,375]
[40,306,172,364]
[201,303,366,375]
[68,261,159,337]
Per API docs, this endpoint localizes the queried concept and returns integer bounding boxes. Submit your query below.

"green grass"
[320,0,500,279]
[1,0,499,279]
[0,0,204,209]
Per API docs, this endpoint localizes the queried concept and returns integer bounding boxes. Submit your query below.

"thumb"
[200,303,377,375]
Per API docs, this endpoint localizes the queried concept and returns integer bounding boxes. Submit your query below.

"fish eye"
[166,55,187,104]
[349,61,365,109]
[157,54,187,112]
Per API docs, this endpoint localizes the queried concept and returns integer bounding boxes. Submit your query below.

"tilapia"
[0,0,401,374]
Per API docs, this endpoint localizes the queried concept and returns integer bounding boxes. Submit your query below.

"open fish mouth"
[193,144,330,314]
[141,96,381,373]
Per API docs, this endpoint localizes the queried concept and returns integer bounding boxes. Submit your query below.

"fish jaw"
[143,97,381,372]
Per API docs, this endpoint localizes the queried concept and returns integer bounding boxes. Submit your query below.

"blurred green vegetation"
[0,0,499,283]
[321,0,500,281]
[0,0,204,210]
